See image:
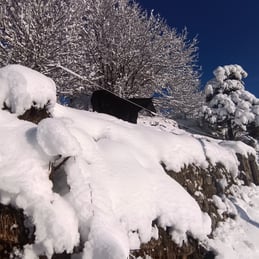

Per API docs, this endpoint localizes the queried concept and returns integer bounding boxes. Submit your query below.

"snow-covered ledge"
[0,64,56,123]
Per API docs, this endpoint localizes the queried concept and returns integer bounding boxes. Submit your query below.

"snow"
[0,111,80,258]
[0,64,56,115]
[208,184,259,258]
[213,64,248,84]
[53,105,212,250]
[0,65,259,259]
[37,118,81,157]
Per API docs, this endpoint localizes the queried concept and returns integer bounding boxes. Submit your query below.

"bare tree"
[79,0,202,117]
[153,29,204,119]
[0,0,202,117]
[0,0,84,94]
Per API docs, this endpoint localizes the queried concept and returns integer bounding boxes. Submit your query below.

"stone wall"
[1,149,258,258]
[1,104,258,258]
[130,152,259,259]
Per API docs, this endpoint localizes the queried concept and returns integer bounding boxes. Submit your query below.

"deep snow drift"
[0,65,259,259]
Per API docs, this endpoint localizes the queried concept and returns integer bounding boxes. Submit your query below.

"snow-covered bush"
[201,64,259,140]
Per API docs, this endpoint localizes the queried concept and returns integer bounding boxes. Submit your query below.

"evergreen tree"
[201,64,259,140]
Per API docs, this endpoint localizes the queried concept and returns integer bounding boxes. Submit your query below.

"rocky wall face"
[131,226,214,259]
[18,106,51,124]
[2,103,51,124]
[237,153,259,185]
[0,204,31,258]
[162,162,235,231]
[161,152,259,229]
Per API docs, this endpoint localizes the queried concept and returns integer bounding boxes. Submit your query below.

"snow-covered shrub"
[201,64,259,140]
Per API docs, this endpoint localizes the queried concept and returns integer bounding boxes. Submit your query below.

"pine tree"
[201,64,259,140]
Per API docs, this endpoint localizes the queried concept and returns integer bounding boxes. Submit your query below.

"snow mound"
[0,64,56,115]
[37,118,81,157]
[0,111,79,258]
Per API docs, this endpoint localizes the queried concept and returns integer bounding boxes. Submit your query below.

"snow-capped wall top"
[0,64,56,115]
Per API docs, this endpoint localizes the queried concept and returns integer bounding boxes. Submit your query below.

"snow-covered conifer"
[202,64,259,140]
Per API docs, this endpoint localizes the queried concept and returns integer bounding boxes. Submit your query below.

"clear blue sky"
[137,0,259,97]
